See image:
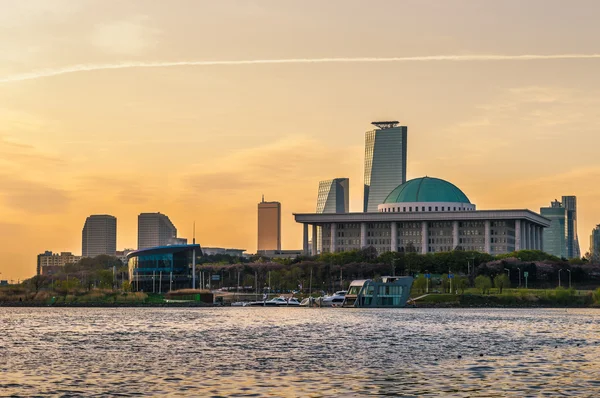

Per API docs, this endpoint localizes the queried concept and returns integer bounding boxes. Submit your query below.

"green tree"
[122,281,132,292]
[440,273,449,293]
[413,275,427,294]
[493,274,510,294]
[456,276,469,294]
[475,275,492,294]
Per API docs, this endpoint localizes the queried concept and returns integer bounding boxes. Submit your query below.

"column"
[514,220,522,251]
[525,223,531,250]
[539,228,544,252]
[331,223,337,252]
[390,222,398,252]
[533,226,539,250]
[360,222,367,248]
[530,224,534,250]
[421,221,428,254]
[312,224,318,256]
[452,220,459,250]
[303,223,309,255]
[484,220,491,254]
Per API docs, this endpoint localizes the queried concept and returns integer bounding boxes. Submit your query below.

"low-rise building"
[37,251,82,275]
[202,247,246,257]
[257,249,304,259]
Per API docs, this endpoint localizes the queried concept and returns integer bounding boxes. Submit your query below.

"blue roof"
[126,244,202,259]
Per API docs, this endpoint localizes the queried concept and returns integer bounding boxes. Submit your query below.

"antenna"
[262,194,265,203]
[193,221,196,244]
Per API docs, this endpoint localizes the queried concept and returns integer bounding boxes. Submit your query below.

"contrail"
[2,53,600,84]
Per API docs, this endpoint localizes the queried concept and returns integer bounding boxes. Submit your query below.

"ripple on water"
[1,308,599,396]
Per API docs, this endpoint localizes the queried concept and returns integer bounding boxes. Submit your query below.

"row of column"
[302,219,544,255]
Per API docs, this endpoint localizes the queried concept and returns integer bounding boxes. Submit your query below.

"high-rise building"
[363,121,408,212]
[562,196,581,258]
[317,178,349,214]
[37,251,82,276]
[590,225,600,262]
[258,197,281,252]
[540,200,567,258]
[314,178,349,254]
[137,212,186,249]
[82,215,117,258]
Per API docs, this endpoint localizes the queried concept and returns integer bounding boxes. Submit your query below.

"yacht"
[243,296,300,307]
[343,276,413,308]
[320,290,347,307]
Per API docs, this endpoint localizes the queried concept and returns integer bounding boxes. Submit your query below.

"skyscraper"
[258,197,281,252]
[589,225,600,262]
[317,178,349,214]
[138,212,186,249]
[363,121,408,212]
[82,215,117,257]
[315,178,349,254]
[540,200,567,258]
[562,196,581,259]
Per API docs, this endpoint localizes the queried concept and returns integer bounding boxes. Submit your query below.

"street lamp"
[558,269,563,288]
[567,269,572,289]
[517,267,521,288]
[504,268,510,280]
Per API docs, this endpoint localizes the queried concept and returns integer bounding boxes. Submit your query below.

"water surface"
[1,308,599,396]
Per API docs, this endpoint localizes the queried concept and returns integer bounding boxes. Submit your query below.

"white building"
[296,177,550,256]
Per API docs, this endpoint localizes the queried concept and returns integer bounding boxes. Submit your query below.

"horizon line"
[2,53,600,84]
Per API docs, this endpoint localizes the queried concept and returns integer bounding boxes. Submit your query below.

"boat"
[243,296,300,307]
[343,276,413,308]
[320,290,347,307]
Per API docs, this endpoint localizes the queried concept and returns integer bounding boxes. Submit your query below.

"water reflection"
[1,308,599,396]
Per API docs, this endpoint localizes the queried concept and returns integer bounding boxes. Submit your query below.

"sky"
[2,0,600,281]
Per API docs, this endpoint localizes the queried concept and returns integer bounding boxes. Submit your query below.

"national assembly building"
[294,122,550,256]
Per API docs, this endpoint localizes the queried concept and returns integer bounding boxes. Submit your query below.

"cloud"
[90,15,159,56]
[3,53,600,84]
[0,174,71,214]
[0,135,65,171]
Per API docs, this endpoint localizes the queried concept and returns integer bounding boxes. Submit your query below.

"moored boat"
[343,276,413,308]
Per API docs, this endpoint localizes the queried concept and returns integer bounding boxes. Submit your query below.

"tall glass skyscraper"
[363,121,408,212]
[315,178,349,254]
[562,195,581,258]
[540,200,567,258]
[316,178,349,214]
[82,215,117,257]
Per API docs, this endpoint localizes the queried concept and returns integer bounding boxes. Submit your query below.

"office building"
[364,121,408,212]
[314,178,349,254]
[590,225,600,262]
[562,196,581,258]
[37,251,82,276]
[82,215,117,257]
[540,200,567,258]
[296,176,550,256]
[258,197,281,251]
[116,249,135,265]
[138,212,187,249]
[127,244,202,292]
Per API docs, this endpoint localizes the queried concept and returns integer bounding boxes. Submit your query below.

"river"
[1,308,599,396]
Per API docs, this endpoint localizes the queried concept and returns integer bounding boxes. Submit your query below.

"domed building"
[295,176,551,256]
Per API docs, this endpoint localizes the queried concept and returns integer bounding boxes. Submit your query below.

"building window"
[429,206,432,212]
[422,207,425,211]
[435,207,438,211]
[403,207,406,212]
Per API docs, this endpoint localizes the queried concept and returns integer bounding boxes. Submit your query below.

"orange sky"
[2,0,600,281]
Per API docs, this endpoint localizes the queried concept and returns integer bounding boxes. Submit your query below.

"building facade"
[315,178,349,255]
[127,244,202,292]
[138,212,186,249]
[258,197,281,251]
[562,196,581,258]
[364,121,408,212]
[540,200,567,258]
[37,251,82,275]
[590,225,600,262]
[296,177,550,256]
[82,215,117,258]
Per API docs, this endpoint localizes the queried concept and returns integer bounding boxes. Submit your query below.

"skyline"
[3,0,600,280]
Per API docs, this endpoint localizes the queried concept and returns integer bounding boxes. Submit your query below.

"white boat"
[320,290,347,307]
[243,296,300,307]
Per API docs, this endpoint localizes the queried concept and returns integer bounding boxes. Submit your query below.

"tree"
[493,274,510,294]
[413,275,427,294]
[122,281,132,292]
[475,275,492,294]
[456,276,469,294]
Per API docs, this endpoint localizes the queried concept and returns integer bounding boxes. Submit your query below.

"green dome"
[383,177,471,204]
